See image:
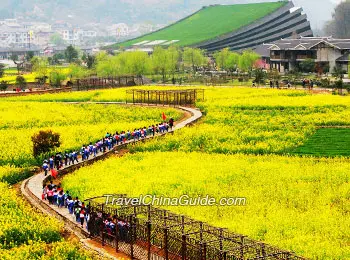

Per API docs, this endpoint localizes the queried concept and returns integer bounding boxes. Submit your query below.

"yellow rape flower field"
[62,152,350,259]
[0,97,182,258]
[1,86,350,259]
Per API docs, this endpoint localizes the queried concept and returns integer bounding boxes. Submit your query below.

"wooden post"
[130,216,134,259]
[101,204,105,246]
[181,234,187,260]
[202,242,207,260]
[164,227,169,260]
[147,221,151,260]
[261,243,266,257]
[240,235,244,259]
[115,209,119,252]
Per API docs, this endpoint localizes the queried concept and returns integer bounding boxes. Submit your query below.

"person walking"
[42,160,49,176]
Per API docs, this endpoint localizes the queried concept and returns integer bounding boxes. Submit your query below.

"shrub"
[31,130,61,158]
[15,76,26,89]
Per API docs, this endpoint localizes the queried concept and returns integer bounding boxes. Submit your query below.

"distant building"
[0,25,31,48]
[259,37,350,73]
[58,28,97,45]
[108,23,129,38]
[0,47,41,60]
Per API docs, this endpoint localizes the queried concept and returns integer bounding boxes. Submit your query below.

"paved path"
[21,105,202,260]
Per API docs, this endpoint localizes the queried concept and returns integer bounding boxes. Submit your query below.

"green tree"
[32,57,49,79]
[96,55,122,77]
[299,59,316,73]
[152,47,168,82]
[0,63,5,78]
[238,50,260,72]
[182,47,207,73]
[31,130,61,158]
[86,54,96,69]
[126,51,150,83]
[213,48,231,71]
[50,69,66,88]
[15,75,26,89]
[11,54,24,75]
[0,80,8,91]
[348,54,350,79]
[332,64,344,79]
[26,51,34,62]
[50,33,66,46]
[167,45,181,79]
[253,68,267,86]
[64,45,78,63]
[68,64,89,80]
[226,52,240,72]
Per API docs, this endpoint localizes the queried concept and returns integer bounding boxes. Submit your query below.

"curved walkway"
[21,105,202,260]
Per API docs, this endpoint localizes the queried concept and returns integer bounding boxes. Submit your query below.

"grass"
[115,1,286,47]
[293,128,350,156]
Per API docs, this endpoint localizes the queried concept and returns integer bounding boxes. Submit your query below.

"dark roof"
[0,47,41,52]
[270,37,350,50]
[253,44,272,57]
[336,53,350,62]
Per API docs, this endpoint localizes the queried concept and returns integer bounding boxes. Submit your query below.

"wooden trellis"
[126,89,205,107]
[86,196,306,260]
[74,76,143,90]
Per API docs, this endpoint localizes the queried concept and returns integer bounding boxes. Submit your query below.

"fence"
[74,76,143,90]
[86,195,305,260]
[126,89,205,106]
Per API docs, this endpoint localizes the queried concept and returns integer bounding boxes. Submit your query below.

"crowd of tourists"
[42,181,132,240]
[42,181,88,228]
[42,118,175,176]
[40,118,175,232]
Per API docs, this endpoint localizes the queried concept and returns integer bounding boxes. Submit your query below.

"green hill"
[114,1,287,48]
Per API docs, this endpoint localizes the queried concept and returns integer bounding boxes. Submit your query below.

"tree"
[64,45,78,63]
[324,1,350,38]
[50,33,66,46]
[332,65,344,79]
[299,59,316,73]
[31,130,61,158]
[0,80,8,91]
[213,48,231,71]
[268,68,281,81]
[226,52,240,72]
[50,69,66,88]
[26,51,34,62]
[50,53,65,65]
[68,64,89,80]
[32,57,49,82]
[0,63,5,78]
[253,68,267,86]
[152,46,169,82]
[96,55,122,77]
[126,51,150,83]
[11,54,24,75]
[238,50,260,72]
[86,54,96,69]
[332,65,344,94]
[349,55,350,79]
[167,45,180,79]
[183,47,207,73]
[15,75,26,89]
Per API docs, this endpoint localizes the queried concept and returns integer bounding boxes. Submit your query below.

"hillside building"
[260,37,350,73]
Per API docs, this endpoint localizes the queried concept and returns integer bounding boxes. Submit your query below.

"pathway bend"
[20,105,202,260]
